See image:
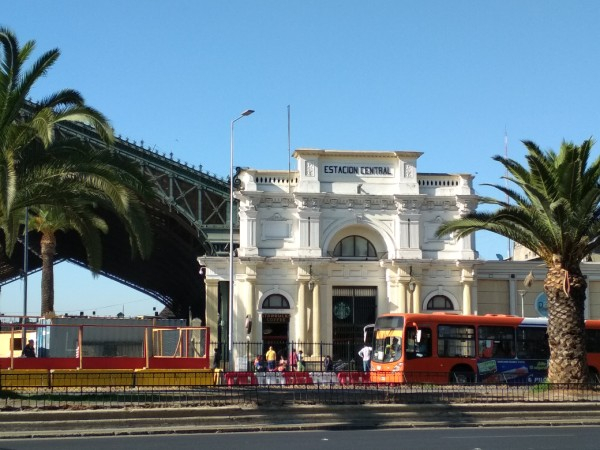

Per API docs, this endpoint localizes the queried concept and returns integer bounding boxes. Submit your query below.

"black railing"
[3,381,600,409]
[213,341,362,372]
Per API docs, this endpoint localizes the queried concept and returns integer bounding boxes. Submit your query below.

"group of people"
[251,345,374,373]
[254,346,306,372]
[217,342,374,373]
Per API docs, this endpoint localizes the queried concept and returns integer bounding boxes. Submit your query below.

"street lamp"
[229,109,254,363]
[517,290,526,317]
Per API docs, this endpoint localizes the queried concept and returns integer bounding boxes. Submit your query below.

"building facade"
[199,149,491,360]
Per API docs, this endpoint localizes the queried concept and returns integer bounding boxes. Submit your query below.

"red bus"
[369,313,600,384]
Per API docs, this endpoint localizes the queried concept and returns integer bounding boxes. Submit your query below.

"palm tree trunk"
[40,232,56,316]
[545,258,588,383]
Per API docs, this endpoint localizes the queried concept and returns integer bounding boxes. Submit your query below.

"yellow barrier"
[1,369,49,388]
[134,369,215,386]
[51,369,135,387]
[213,368,224,385]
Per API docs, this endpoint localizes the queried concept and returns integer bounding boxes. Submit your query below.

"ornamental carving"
[457,198,477,217]
[395,198,421,214]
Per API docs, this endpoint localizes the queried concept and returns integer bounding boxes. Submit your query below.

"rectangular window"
[516,326,549,359]
[405,327,432,359]
[437,325,475,358]
[586,329,600,353]
[478,326,515,358]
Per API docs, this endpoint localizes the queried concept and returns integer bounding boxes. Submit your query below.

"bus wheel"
[450,366,475,384]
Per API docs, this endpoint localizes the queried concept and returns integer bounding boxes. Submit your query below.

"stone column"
[398,282,407,313]
[462,281,472,315]
[460,267,475,315]
[245,278,257,342]
[412,282,421,314]
[205,279,220,344]
[296,281,307,343]
[312,282,320,357]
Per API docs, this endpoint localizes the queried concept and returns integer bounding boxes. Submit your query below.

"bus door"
[404,326,433,383]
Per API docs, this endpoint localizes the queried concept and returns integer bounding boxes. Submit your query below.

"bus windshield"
[372,316,404,363]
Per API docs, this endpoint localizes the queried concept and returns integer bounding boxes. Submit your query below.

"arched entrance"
[332,286,377,367]
[260,294,290,359]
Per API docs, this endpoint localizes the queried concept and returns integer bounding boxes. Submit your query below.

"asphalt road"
[1,427,599,450]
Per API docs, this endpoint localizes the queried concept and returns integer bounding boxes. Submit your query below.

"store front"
[332,286,377,363]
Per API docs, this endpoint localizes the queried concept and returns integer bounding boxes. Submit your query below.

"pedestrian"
[290,348,298,371]
[265,346,277,371]
[297,350,305,371]
[324,355,333,372]
[212,347,221,369]
[22,339,36,358]
[277,354,288,372]
[358,343,372,372]
[254,354,266,372]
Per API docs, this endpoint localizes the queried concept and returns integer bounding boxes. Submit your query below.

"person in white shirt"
[358,344,372,372]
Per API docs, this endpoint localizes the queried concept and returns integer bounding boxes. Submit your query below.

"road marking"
[446,434,575,439]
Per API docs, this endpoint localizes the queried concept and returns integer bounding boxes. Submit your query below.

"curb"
[3,403,600,439]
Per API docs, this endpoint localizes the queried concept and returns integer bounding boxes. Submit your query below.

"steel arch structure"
[0,114,234,321]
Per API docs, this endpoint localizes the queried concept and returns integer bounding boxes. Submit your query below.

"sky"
[3,1,600,318]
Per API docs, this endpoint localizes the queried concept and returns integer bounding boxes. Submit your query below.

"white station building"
[199,148,486,361]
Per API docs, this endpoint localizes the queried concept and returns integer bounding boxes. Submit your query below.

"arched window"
[262,294,290,309]
[333,235,377,259]
[426,295,454,311]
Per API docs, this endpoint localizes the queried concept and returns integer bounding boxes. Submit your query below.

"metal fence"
[2,377,600,410]
[214,341,361,372]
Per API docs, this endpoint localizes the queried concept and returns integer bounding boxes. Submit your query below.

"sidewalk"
[2,403,600,439]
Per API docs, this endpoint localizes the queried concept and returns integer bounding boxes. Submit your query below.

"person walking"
[358,343,372,372]
[297,350,305,371]
[265,346,277,371]
[212,347,221,369]
[290,348,298,371]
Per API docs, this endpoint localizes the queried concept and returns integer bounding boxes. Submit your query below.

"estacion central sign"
[323,165,394,176]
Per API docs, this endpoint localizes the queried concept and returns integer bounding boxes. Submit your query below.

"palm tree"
[0,27,114,244]
[0,27,156,315]
[436,139,600,383]
[28,204,108,315]
[20,140,156,315]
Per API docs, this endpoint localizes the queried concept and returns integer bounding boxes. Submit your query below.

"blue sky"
[3,1,600,317]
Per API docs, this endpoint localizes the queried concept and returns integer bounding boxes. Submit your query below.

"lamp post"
[517,290,526,317]
[408,278,416,312]
[228,109,254,365]
[23,208,29,320]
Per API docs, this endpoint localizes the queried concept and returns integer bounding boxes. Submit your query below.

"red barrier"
[0,356,210,371]
[337,371,370,385]
[283,371,313,385]
[224,372,257,386]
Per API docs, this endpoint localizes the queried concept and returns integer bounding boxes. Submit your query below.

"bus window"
[372,329,402,363]
[478,326,515,358]
[384,337,401,362]
[586,328,600,353]
[516,326,549,359]
[438,325,475,358]
[405,327,432,359]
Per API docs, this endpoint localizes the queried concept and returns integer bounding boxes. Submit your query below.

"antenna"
[287,105,291,194]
